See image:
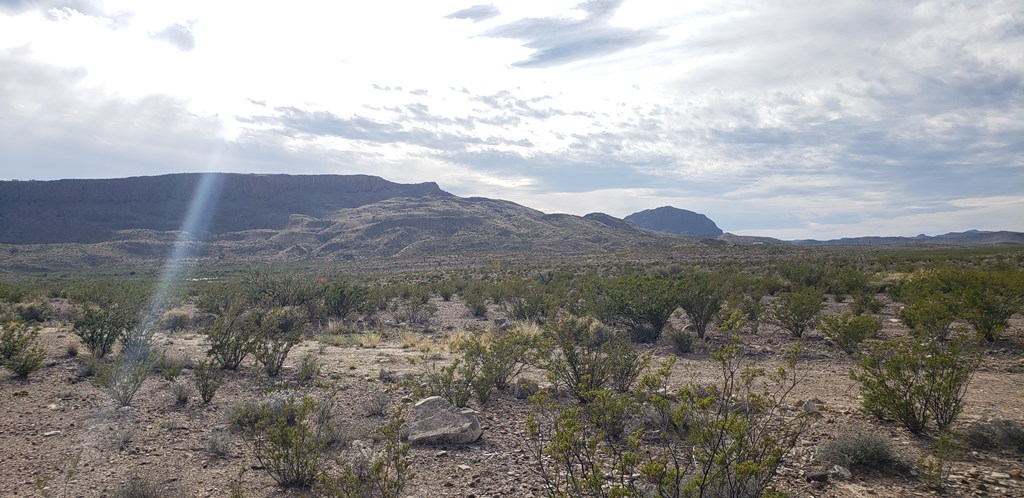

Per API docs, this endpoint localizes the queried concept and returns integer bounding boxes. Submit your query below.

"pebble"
[43,430,61,437]
[1009,469,1022,479]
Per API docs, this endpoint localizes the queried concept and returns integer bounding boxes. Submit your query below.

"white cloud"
[0,1,1022,239]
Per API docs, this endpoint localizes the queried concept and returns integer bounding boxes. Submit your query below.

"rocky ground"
[1,296,1022,498]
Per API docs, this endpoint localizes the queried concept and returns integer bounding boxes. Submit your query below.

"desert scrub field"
[0,248,1023,497]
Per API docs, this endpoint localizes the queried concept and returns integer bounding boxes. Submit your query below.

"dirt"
[2,295,1023,498]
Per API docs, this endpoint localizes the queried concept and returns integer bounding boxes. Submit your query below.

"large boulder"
[408,396,482,445]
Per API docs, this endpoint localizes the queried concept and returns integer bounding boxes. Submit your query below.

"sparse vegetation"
[771,285,825,337]
[820,312,882,354]
[851,336,980,433]
[1,321,47,378]
[818,432,906,472]
[193,359,224,404]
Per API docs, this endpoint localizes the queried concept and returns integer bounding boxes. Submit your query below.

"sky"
[0,0,1022,240]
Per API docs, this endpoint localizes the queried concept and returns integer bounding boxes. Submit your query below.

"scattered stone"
[458,464,471,471]
[803,399,820,415]
[1009,469,1022,479]
[990,472,1011,480]
[379,368,402,384]
[408,396,482,445]
[42,431,61,437]
[807,471,829,483]
[831,465,852,480]
[513,378,539,399]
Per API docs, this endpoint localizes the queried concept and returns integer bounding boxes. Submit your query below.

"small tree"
[771,286,825,337]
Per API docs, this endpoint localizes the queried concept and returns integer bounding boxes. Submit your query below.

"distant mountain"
[0,173,697,269]
[791,230,1024,246]
[624,206,723,238]
[0,173,449,244]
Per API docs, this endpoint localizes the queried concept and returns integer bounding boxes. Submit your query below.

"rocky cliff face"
[0,173,449,244]
[624,206,723,238]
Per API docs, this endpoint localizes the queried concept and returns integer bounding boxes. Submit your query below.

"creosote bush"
[771,286,825,337]
[1,321,47,379]
[194,359,224,404]
[541,315,637,402]
[526,339,808,498]
[820,312,882,354]
[851,336,980,433]
[98,359,150,407]
[318,410,412,498]
[72,303,139,359]
[238,394,325,488]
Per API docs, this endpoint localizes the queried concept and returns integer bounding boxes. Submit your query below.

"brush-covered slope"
[0,174,695,268]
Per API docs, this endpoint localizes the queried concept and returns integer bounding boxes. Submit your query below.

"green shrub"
[203,304,258,370]
[818,433,905,471]
[15,300,52,323]
[600,274,681,342]
[771,286,825,337]
[193,359,224,404]
[899,297,956,341]
[463,290,489,318]
[959,271,1024,343]
[1,322,47,378]
[160,310,191,332]
[319,410,411,498]
[414,359,474,407]
[606,343,649,393]
[677,270,725,339]
[851,337,980,433]
[850,291,884,315]
[324,280,370,320]
[98,359,149,407]
[542,315,623,402]
[238,395,325,488]
[252,306,307,377]
[453,324,542,394]
[526,340,807,498]
[152,352,185,382]
[297,353,320,384]
[72,304,139,359]
[667,328,695,355]
[820,312,882,354]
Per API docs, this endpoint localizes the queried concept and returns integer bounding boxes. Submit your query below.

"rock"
[990,472,1011,480]
[1009,469,1021,479]
[831,465,852,480]
[803,400,820,415]
[408,396,482,445]
[807,471,829,483]
[513,378,539,399]
[43,430,61,437]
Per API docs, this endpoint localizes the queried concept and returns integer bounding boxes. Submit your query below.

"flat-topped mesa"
[0,173,451,244]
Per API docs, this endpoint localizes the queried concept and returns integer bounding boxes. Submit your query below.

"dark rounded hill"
[624,206,723,238]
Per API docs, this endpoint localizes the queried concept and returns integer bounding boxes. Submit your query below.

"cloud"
[484,0,664,67]
[446,4,499,22]
[151,22,195,51]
